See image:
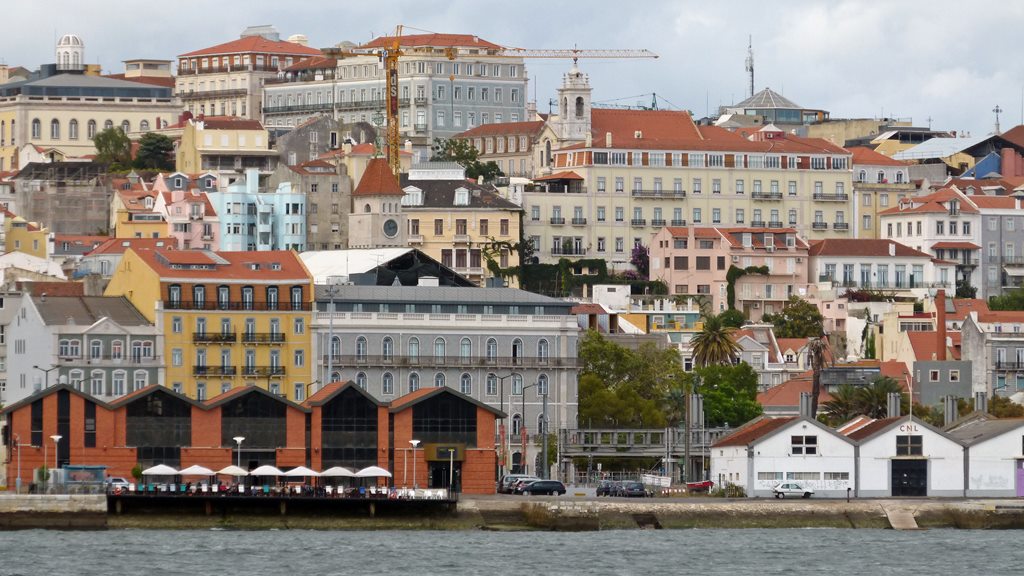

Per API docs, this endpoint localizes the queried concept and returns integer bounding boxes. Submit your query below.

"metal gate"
[891,459,927,497]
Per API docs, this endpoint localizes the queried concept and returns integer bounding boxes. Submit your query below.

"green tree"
[806,336,830,418]
[864,331,876,360]
[577,373,667,428]
[92,127,132,170]
[820,384,860,426]
[430,137,504,181]
[989,285,1024,311]
[690,313,740,368]
[989,395,1024,418]
[694,363,762,427]
[717,308,746,329]
[762,296,825,338]
[956,278,977,299]
[856,376,908,419]
[134,132,175,170]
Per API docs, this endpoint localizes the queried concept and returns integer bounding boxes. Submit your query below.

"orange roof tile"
[103,74,177,89]
[285,55,337,72]
[906,331,951,362]
[949,299,988,322]
[757,375,832,407]
[129,248,311,281]
[808,239,932,258]
[844,416,901,441]
[930,241,981,250]
[86,237,174,256]
[712,416,796,447]
[534,170,583,181]
[180,36,321,58]
[195,116,264,131]
[361,33,502,50]
[977,310,1024,323]
[353,158,404,196]
[966,195,1019,209]
[456,120,545,139]
[776,338,810,352]
[849,146,910,167]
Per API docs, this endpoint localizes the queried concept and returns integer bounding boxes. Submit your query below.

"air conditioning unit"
[796,257,803,263]
[732,255,740,262]
[766,245,775,253]
[752,302,761,309]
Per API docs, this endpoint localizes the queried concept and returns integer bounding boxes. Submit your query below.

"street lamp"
[324,276,345,386]
[493,373,514,479]
[50,434,62,470]
[409,439,421,490]
[233,436,245,468]
[446,447,456,495]
[12,433,29,494]
[33,365,59,390]
[521,382,549,479]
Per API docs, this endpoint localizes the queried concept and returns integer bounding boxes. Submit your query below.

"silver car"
[772,482,814,499]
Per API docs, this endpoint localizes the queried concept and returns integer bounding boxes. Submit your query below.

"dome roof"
[57,34,83,47]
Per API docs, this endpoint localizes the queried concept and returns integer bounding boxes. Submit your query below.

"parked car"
[106,477,131,491]
[772,482,814,499]
[621,481,651,497]
[596,480,619,497]
[498,474,535,494]
[512,477,541,494]
[521,480,567,496]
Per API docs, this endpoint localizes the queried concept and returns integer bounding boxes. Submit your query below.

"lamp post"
[324,275,345,386]
[50,434,62,471]
[494,373,514,479]
[521,382,548,478]
[33,365,59,390]
[409,439,420,490]
[447,447,455,494]
[233,436,245,468]
[12,433,28,494]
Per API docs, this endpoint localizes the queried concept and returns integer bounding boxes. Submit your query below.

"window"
[896,435,923,456]
[460,373,472,394]
[486,373,498,396]
[434,373,446,388]
[408,372,420,393]
[382,372,395,395]
[791,435,817,455]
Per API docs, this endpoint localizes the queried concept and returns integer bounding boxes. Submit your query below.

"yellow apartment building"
[110,186,167,239]
[105,248,314,401]
[175,116,275,184]
[400,163,523,286]
[3,215,50,258]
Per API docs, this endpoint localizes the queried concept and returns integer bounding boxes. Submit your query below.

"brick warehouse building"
[2,381,502,494]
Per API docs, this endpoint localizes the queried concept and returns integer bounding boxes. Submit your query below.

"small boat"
[685,480,714,493]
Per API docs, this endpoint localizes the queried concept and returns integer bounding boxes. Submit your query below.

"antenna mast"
[745,35,754,98]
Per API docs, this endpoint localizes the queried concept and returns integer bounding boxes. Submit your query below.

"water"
[0,528,1020,575]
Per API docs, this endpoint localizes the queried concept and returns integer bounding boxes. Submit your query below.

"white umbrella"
[320,466,356,478]
[285,466,320,477]
[217,465,249,476]
[355,466,393,478]
[141,464,179,476]
[178,465,215,476]
[249,465,284,476]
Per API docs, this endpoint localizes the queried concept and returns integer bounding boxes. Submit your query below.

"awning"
[249,465,284,476]
[534,170,583,181]
[285,466,320,477]
[354,466,393,478]
[141,464,179,476]
[320,466,356,478]
[931,241,981,250]
[1004,267,1024,277]
[217,465,249,476]
[178,465,215,476]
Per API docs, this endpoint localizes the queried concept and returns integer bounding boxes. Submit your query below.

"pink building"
[650,226,810,320]
[152,172,220,250]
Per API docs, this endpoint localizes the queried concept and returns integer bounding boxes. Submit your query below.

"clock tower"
[348,157,408,248]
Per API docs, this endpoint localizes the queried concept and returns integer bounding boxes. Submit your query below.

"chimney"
[974,391,988,413]
[343,141,353,155]
[935,289,947,361]
[888,242,895,257]
[404,139,413,154]
[605,131,612,148]
[943,395,959,427]
[886,392,901,418]
[585,133,592,147]
[799,392,812,418]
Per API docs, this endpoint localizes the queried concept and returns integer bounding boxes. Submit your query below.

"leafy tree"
[819,377,910,425]
[864,331,876,360]
[955,278,977,299]
[717,308,746,329]
[693,363,762,427]
[989,395,1024,418]
[134,132,175,170]
[989,285,1024,311]
[806,337,831,418]
[577,373,667,428]
[430,137,504,181]
[130,464,143,482]
[630,243,650,278]
[821,384,861,426]
[762,296,825,338]
[856,377,908,419]
[691,313,740,368]
[92,127,132,170]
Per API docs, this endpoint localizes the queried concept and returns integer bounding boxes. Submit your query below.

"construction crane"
[327,25,658,176]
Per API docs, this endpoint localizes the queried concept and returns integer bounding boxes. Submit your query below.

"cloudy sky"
[6,0,1022,137]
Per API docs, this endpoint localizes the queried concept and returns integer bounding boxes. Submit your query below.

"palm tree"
[821,384,859,426]
[856,377,907,419]
[691,313,740,368]
[806,336,831,418]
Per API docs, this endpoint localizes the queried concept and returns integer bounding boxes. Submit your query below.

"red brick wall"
[309,408,323,470]
[376,405,390,470]
[182,447,232,471]
[190,405,222,448]
[276,448,305,469]
[285,407,305,448]
[462,449,497,494]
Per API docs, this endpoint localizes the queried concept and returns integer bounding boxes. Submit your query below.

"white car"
[106,477,131,490]
[772,482,814,499]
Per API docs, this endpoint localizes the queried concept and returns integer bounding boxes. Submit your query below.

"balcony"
[670,219,687,226]
[164,301,312,311]
[631,189,686,199]
[193,365,238,377]
[321,354,578,369]
[813,193,850,202]
[551,246,587,256]
[408,234,424,244]
[179,88,247,100]
[453,233,471,244]
[768,221,784,228]
[833,222,850,231]
[630,219,647,227]
[957,258,980,267]
[751,191,783,200]
[193,332,237,343]
[263,97,416,115]
[549,217,566,225]
[651,219,666,227]
[454,266,485,276]
[413,122,428,132]
[750,220,765,227]
[242,366,286,377]
[73,354,161,365]
[812,222,829,231]
[571,217,588,226]
[994,361,1024,370]
[241,332,286,344]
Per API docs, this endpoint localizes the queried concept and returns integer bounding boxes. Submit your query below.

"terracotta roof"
[976,310,1024,323]
[999,125,1024,148]
[878,187,978,216]
[808,238,932,259]
[534,170,583,181]
[353,158,404,196]
[662,226,729,239]
[195,116,264,131]
[160,190,217,217]
[129,248,312,281]
[776,338,810,353]
[180,36,321,58]
[906,331,952,362]
[116,189,160,213]
[949,299,988,322]
[930,241,981,250]
[843,416,901,440]
[456,120,545,139]
[848,146,909,167]
[15,280,84,297]
[361,33,501,50]
[86,237,174,256]
[757,374,833,407]
[53,235,108,251]
[103,74,176,89]
[712,416,796,447]
[570,303,607,315]
[284,55,337,72]
[966,195,1019,209]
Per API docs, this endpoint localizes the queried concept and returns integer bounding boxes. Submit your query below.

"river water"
[0,528,1019,575]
